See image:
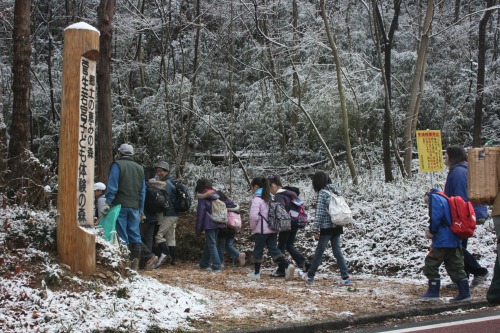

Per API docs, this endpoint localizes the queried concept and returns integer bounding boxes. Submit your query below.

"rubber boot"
[419,279,440,299]
[169,246,177,265]
[450,279,471,302]
[128,243,141,271]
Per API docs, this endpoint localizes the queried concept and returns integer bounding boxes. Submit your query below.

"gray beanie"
[118,143,134,156]
[154,161,170,171]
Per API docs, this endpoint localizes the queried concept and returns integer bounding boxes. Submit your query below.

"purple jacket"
[195,190,223,232]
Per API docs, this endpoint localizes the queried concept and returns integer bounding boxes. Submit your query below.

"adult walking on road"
[104,143,146,270]
[487,155,500,305]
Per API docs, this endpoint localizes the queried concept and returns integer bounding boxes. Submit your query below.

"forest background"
[1,0,500,204]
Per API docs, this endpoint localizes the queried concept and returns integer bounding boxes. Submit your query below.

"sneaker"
[298,271,313,284]
[285,264,296,281]
[154,253,168,269]
[247,272,261,280]
[238,253,246,267]
[144,256,158,271]
[337,278,353,286]
[471,272,489,288]
[445,282,458,290]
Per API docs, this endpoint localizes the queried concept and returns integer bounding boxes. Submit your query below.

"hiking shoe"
[144,256,158,271]
[337,278,353,286]
[445,282,458,290]
[195,264,212,271]
[238,253,246,267]
[154,253,168,269]
[471,272,489,288]
[247,272,261,280]
[298,271,313,284]
[285,264,296,281]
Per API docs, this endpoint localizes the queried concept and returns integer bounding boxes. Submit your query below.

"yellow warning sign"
[416,130,444,173]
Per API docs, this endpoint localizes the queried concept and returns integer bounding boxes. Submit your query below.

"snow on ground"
[0,165,497,332]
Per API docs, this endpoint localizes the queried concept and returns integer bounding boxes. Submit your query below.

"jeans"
[308,233,349,281]
[217,229,240,263]
[115,207,141,245]
[278,229,306,268]
[461,238,488,277]
[253,233,284,263]
[199,228,222,271]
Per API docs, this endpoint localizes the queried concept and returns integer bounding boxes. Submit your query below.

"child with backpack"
[419,188,471,302]
[268,175,309,276]
[216,191,246,267]
[195,178,223,272]
[298,171,352,286]
[247,177,295,280]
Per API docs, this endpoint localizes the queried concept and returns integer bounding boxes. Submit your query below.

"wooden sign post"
[57,22,100,275]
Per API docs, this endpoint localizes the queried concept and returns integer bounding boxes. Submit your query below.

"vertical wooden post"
[57,22,100,275]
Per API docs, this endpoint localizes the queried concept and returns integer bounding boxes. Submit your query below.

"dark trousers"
[139,222,157,268]
[278,229,306,268]
[462,238,488,278]
[487,216,500,304]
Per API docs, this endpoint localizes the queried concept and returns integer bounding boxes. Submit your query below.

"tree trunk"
[403,0,434,178]
[96,0,116,184]
[372,0,402,182]
[8,0,32,181]
[178,0,201,175]
[320,0,357,185]
[0,84,7,185]
[472,0,495,147]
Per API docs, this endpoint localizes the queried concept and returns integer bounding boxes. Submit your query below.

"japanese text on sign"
[416,130,444,173]
[77,57,96,226]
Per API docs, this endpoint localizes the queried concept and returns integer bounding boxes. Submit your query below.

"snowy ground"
[0,167,497,332]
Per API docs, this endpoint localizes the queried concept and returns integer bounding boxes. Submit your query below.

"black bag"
[144,183,170,214]
[173,181,192,212]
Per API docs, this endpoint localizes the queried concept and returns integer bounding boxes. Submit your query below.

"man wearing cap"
[104,143,146,270]
[153,161,179,267]
[94,182,107,219]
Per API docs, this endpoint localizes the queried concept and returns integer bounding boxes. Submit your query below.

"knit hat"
[154,161,170,171]
[118,143,134,156]
[94,182,106,191]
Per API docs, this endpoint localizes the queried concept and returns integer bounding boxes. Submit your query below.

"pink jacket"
[249,195,276,235]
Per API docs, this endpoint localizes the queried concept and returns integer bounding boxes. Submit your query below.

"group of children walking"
[194,172,353,286]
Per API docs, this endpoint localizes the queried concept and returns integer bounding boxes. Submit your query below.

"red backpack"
[436,192,476,239]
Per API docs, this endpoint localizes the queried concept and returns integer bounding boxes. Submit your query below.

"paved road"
[345,309,500,333]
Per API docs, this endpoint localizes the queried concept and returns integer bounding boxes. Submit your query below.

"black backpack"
[144,183,170,214]
[173,181,192,212]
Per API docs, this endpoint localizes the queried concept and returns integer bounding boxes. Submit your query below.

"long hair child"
[299,171,352,286]
[247,177,295,280]
[268,175,309,276]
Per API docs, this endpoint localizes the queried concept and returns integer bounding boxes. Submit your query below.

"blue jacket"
[195,190,223,232]
[427,189,462,248]
[445,162,488,219]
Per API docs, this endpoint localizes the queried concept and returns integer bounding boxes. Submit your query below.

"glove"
[102,204,110,215]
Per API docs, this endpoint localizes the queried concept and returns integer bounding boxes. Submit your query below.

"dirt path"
[143,263,489,332]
